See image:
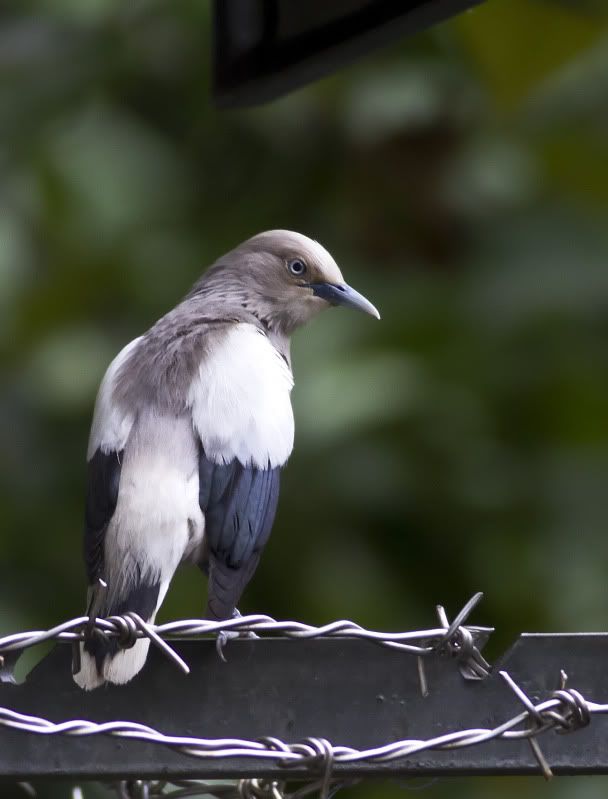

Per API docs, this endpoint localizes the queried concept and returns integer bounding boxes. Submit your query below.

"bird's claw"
[215,611,259,662]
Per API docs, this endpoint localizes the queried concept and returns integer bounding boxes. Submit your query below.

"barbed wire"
[2,593,602,798]
[110,776,356,799]
[0,592,492,684]
[0,668,602,789]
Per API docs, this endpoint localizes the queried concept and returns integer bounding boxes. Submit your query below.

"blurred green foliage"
[2,0,608,797]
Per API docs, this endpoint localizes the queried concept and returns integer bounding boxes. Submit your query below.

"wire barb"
[433,593,491,682]
[500,671,553,779]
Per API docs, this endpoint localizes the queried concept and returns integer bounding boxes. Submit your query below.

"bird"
[73,230,379,690]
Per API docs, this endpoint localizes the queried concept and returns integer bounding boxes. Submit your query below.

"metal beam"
[1,634,608,781]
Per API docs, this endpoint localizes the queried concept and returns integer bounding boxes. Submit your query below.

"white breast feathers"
[188,324,294,469]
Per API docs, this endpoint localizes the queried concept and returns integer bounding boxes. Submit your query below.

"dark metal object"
[212,0,485,108]
[2,634,608,781]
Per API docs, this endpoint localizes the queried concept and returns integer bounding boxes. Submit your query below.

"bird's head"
[196,230,380,336]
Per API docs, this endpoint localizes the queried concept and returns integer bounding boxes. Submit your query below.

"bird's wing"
[189,323,293,618]
[198,452,280,619]
[199,454,280,567]
[84,449,122,584]
[84,337,140,585]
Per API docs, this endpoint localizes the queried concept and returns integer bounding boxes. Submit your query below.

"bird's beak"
[309,282,380,319]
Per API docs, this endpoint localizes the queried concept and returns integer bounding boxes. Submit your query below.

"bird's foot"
[215,609,258,662]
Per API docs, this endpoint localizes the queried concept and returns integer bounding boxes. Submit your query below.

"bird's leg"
[215,608,259,662]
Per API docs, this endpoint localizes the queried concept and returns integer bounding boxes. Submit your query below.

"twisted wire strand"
[0,684,603,767]
[138,778,354,799]
[0,594,492,680]
[110,778,355,799]
[0,613,492,655]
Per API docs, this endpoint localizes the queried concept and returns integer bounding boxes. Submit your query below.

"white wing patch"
[87,337,142,459]
[188,324,295,469]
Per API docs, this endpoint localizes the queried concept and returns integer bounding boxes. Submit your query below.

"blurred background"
[2,0,608,796]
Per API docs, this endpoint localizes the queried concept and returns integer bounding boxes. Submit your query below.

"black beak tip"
[311,282,380,319]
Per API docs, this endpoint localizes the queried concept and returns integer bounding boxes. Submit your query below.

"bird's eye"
[288,258,307,276]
